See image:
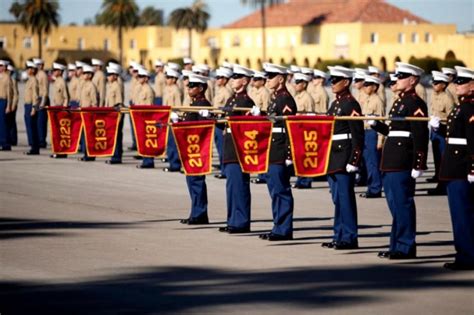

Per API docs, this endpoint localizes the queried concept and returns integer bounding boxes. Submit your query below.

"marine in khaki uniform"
[415,82,427,102]
[67,64,80,107]
[91,59,106,107]
[51,63,69,107]
[441,67,459,103]
[153,59,165,105]
[7,64,19,146]
[293,73,314,112]
[193,64,214,103]
[136,68,155,105]
[213,68,233,108]
[249,71,270,112]
[79,65,98,108]
[388,73,400,107]
[352,68,370,106]
[310,69,329,113]
[286,65,300,97]
[24,61,40,155]
[426,71,455,195]
[368,66,387,105]
[50,62,69,159]
[75,61,87,104]
[181,70,193,107]
[34,58,49,148]
[359,75,385,199]
[104,65,126,165]
[0,60,12,150]
[163,71,182,107]
[128,62,140,105]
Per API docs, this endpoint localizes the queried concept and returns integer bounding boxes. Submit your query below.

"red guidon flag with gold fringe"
[286,115,335,177]
[172,120,215,175]
[228,116,273,174]
[47,106,83,154]
[80,107,121,157]
[130,105,171,157]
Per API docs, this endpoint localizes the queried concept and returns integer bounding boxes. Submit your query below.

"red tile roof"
[225,0,429,28]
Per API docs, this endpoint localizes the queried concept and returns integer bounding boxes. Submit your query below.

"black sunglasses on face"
[266,72,279,79]
[252,77,264,81]
[363,82,375,87]
[231,74,245,79]
[188,82,201,88]
[166,76,175,79]
[454,77,471,85]
[389,81,397,86]
[330,76,345,84]
[395,72,412,80]
[295,80,307,84]
[354,78,364,83]
[432,80,445,85]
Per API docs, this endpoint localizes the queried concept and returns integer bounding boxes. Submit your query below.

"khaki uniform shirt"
[182,87,191,106]
[249,86,270,111]
[129,76,139,104]
[163,84,182,107]
[68,76,80,101]
[136,83,155,105]
[78,76,86,101]
[0,72,11,107]
[153,72,165,98]
[353,88,368,106]
[377,84,386,104]
[309,84,329,113]
[430,89,454,122]
[286,82,296,97]
[362,93,385,145]
[10,76,18,110]
[205,79,214,104]
[25,75,39,105]
[447,82,458,103]
[36,69,49,98]
[213,85,233,108]
[92,70,106,106]
[105,80,123,107]
[294,90,314,112]
[80,80,98,107]
[415,83,427,102]
[52,76,69,107]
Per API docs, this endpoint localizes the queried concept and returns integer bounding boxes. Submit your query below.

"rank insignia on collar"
[413,107,424,116]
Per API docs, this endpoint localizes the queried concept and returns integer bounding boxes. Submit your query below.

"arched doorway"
[280,57,285,66]
[366,57,373,66]
[290,57,297,66]
[380,56,387,72]
[246,58,251,68]
[445,50,456,60]
[304,57,309,67]
[235,58,240,65]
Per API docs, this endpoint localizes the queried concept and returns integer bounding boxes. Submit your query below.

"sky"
[0,0,473,32]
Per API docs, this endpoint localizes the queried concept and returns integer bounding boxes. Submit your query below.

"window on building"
[78,38,85,50]
[0,37,6,49]
[232,35,240,47]
[104,39,111,51]
[398,33,405,43]
[370,32,378,44]
[411,32,419,43]
[207,37,217,49]
[425,32,432,43]
[23,37,33,49]
[130,39,137,49]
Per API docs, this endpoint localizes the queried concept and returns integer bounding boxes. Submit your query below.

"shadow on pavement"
[0,265,472,314]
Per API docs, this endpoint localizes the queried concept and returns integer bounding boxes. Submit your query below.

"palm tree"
[168,0,210,59]
[139,6,164,26]
[9,0,60,59]
[241,0,284,61]
[97,0,139,66]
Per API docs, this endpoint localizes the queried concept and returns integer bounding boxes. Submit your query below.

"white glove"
[429,116,440,129]
[367,119,376,127]
[285,159,293,166]
[468,174,474,183]
[198,109,209,118]
[411,169,423,179]
[170,112,179,123]
[250,105,261,116]
[346,164,359,173]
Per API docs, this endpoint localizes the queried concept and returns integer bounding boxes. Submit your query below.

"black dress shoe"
[50,154,67,158]
[40,144,47,149]
[187,217,209,225]
[180,218,190,224]
[427,188,447,196]
[24,151,39,155]
[228,227,251,234]
[127,146,137,151]
[0,147,12,151]
[251,178,266,184]
[218,226,230,232]
[105,160,122,164]
[133,155,143,160]
[334,241,359,250]
[259,233,293,241]
[214,173,226,179]
[444,261,474,270]
[359,192,382,198]
[388,251,416,260]
[137,164,154,169]
[163,167,180,172]
[291,184,311,189]
[321,241,337,249]
[425,177,438,183]
[378,251,392,258]
[78,157,95,161]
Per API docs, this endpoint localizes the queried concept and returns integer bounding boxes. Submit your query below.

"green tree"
[9,0,60,59]
[96,0,139,66]
[168,0,210,59]
[139,6,164,26]
[241,0,284,61]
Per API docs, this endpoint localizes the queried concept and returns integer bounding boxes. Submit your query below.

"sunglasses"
[363,82,376,87]
[252,77,264,81]
[454,77,471,85]
[295,80,307,84]
[330,76,345,84]
[395,72,412,80]
[354,78,364,83]
[389,81,397,86]
[165,75,175,79]
[231,74,245,79]
[431,80,445,85]
[216,76,227,80]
